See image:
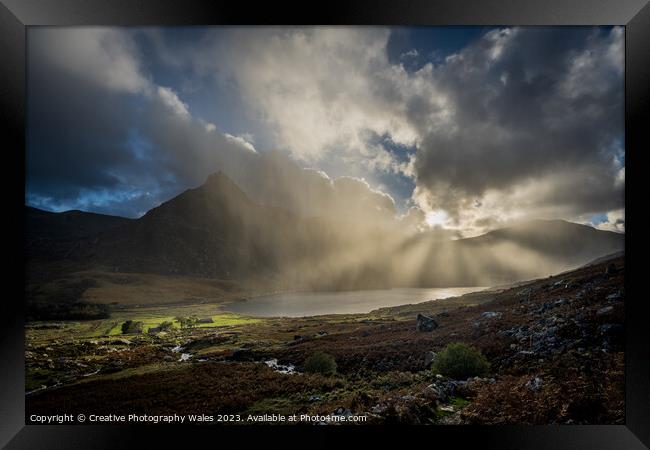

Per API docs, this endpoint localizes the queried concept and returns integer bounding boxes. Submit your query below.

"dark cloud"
[25,28,402,224]
[409,27,624,226]
[27,49,153,214]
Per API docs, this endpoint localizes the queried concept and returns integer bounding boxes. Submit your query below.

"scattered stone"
[481,311,502,319]
[554,298,570,307]
[424,351,438,368]
[424,383,447,402]
[526,377,543,392]
[332,407,352,417]
[596,306,614,317]
[416,314,438,332]
[309,395,321,402]
[606,291,623,302]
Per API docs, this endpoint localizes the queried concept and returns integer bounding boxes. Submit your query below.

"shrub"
[175,315,199,329]
[121,320,144,334]
[158,321,174,331]
[304,351,337,375]
[431,343,490,379]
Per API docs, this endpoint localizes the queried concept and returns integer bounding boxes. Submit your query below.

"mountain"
[67,172,312,281]
[401,219,624,286]
[26,173,625,289]
[25,206,132,265]
[26,206,131,241]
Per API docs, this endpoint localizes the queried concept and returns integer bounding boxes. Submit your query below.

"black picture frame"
[2,0,648,448]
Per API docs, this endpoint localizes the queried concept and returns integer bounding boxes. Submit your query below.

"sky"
[26,26,625,237]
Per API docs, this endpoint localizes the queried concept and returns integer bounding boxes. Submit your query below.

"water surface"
[225,287,486,317]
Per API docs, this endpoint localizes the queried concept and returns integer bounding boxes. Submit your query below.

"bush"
[304,351,337,375]
[175,315,199,329]
[431,343,490,379]
[158,321,174,331]
[121,320,144,334]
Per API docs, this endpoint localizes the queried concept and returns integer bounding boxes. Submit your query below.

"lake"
[225,287,487,317]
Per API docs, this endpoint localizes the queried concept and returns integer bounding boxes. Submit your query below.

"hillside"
[26,206,131,241]
[25,255,625,425]
[402,220,624,287]
[69,172,305,279]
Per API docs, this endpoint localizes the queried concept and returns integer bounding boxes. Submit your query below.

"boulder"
[332,407,352,417]
[606,291,623,302]
[481,311,502,319]
[424,351,438,368]
[526,376,543,392]
[424,383,448,402]
[596,306,614,317]
[416,314,438,332]
[554,298,570,307]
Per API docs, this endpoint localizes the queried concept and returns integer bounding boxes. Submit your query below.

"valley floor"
[25,257,624,425]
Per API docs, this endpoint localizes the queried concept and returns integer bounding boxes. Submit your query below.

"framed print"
[1,0,648,448]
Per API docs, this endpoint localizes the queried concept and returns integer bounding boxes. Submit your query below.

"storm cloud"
[26,28,399,223]
[26,26,624,235]
[408,27,624,234]
[175,26,623,234]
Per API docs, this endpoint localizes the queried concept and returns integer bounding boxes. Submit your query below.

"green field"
[27,302,262,342]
